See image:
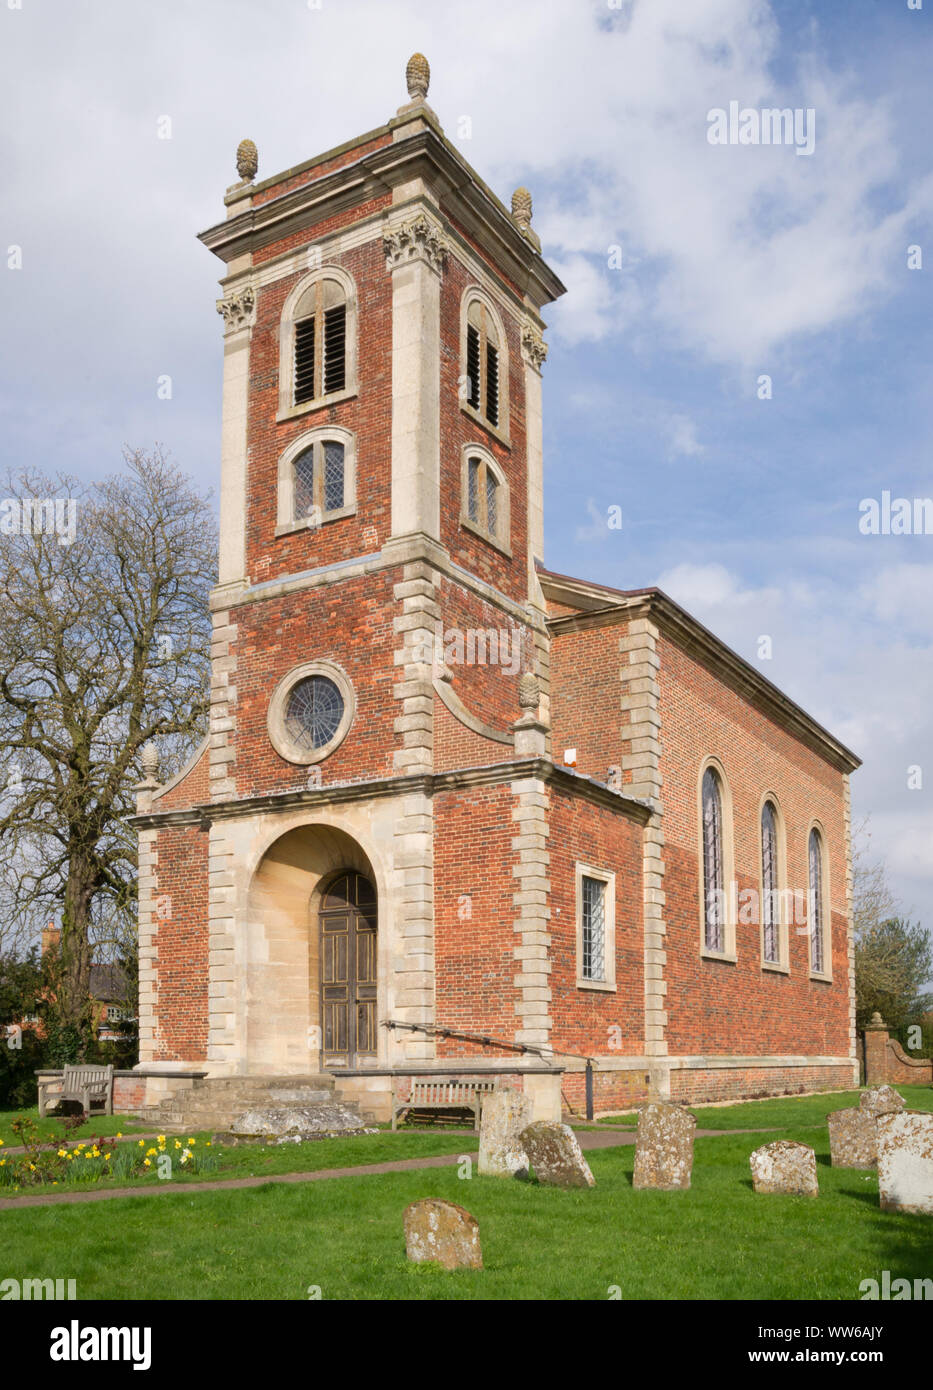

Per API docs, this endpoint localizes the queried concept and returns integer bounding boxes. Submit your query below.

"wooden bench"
[38,1064,114,1119]
[391,1076,500,1131]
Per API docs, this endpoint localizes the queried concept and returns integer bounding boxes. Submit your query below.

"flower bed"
[0,1116,218,1191]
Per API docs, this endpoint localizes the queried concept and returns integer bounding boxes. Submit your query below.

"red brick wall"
[433,698,512,773]
[548,788,644,1056]
[155,745,210,812]
[231,570,398,797]
[549,620,626,780]
[658,634,851,1058]
[246,237,392,586]
[669,1064,854,1105]
[152,824,209,1062]
[433,783,519,1053]
[251,132,393,208]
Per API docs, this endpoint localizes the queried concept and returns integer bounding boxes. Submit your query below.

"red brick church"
[133,55,860,1121]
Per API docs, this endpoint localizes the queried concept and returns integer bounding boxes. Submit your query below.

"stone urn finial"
[406,52,430,102]
[512,186,533,230]
[868,1010,887,1029]
[236,138,258,183]
[518,672,540,709]
[140,741,160,782]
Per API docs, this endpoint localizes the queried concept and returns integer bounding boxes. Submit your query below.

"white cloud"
[667,415,706,459]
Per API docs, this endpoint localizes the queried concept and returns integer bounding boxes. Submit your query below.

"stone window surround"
[459,285,511,448]
[459,442,511,557]
[575,860,617,992]
[697,755,737,963]
[276,263,359,423]
[758,790,791,974]
[275,425,358,537]
[267,658,356,765]
[807,819,833,983]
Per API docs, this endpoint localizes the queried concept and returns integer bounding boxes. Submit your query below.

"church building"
[133,56,861,1122]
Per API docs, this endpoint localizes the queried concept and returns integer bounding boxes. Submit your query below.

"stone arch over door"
[245,823,378,1075]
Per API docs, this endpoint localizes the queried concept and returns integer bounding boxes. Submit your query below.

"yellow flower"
[0,1159,5,1167]
[146,1147,157,1157]
[104,1153,112,1161]
[28,1163,35,1171]
[143,1158,151,1167]
[138,1140,145,1148]
[157,1134,166,1143]
[57,1149,67,1158]
[0,1138,4,1146]
[116,1132,122,1138]
[205,1142,211,1148]
[75,1143,85,1151]
[174,1140,182,1150]
[187,1138,195,1145]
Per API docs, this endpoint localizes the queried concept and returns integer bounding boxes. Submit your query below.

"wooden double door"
[319,871,378,1068]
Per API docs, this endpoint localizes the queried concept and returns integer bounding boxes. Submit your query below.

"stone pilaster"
[209,608,238,801]
[206,822,238,1072]
[620,619,668,1064]
[391,789,436,1061]
[136,828,159,1064]
[521,315,547,609]
[392,562,438,775]
[511,775,552,1048]
[384,210,445,541]
[215,283,254,590]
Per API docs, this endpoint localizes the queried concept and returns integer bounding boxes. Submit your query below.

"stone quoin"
[131,55,861,1126]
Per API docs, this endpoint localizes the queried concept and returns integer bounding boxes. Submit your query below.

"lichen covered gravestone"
[859,1085,905,1120]
[749,1140,818,1196]
[633,1102,696,1190]
[877,1111,933,1215]
[827,1107,877,1169]
[478,1090,533,1178]
[519,1121,595,1188]
[404,1199,483,1269]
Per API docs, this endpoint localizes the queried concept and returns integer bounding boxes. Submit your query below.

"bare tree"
[851,818,931,1029]
[0,448,216,1042]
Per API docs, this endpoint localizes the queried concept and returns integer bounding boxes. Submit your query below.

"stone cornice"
[199,127,566,310]
[130,757,653,831]
[541,569,861,774]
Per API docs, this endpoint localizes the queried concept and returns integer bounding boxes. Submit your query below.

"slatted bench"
[38,1064,114,1118]
[391,1076,499,1131]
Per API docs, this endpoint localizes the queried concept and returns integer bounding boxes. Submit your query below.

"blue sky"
[2,0,932,949]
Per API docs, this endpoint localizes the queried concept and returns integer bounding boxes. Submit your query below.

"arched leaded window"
[808,828,825,974]
[761,801,779,964]
[702,766,725,952]
[460,445,510,553]
[293,439,345,522]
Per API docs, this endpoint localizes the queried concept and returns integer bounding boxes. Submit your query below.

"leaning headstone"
[749,1140,819,1196]
[519,1121,595,1188]
[877,1111,933,1215]
[478,1090,533,1178]
[633,1102,696,1190]
[860,1085,905,1120]
[403,1199,483,1270]
[828,1108,877,1169]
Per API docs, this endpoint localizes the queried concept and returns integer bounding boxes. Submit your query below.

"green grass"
[1,1130,479,1197]
[3,1126,928,1300]
[599,1084,933,1132]
[0,1108,147,1149]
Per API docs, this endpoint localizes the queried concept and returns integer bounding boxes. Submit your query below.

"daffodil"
[116,1132,122,1138]
[174,1140,182,1150]
[57,1149,68,1158]
[138,1140,145,1148]
[187,1138,195,1145]
[146,1147,157,1157]
[157,1135,166,1144]
[143,1158,151,1167]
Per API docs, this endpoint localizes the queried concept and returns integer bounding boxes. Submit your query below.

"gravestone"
[519,1121,595,1188]
[859,1085,905,1120]
[404,1199,483,1269]
[749,1139,819,1196]
[633,1102,695,1190]
[827,1108,877,1169]
[877,1111,933,1215]
[478,1090,533,1178]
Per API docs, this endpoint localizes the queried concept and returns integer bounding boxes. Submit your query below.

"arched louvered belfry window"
[761,800,779,964]
[461,291,509,437]
[702,766,725,952]
[278,267,358,418]
[808,828,826,974]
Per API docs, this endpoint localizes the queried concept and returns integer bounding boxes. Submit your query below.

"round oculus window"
[284,674,345,752]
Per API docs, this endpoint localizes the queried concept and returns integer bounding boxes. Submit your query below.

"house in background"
[130,55,860,1122]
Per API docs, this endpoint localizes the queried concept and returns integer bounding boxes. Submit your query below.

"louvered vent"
[323,304,347,394]
[485,342,499,426]
[466,324,481,410]
[294,317,316,404]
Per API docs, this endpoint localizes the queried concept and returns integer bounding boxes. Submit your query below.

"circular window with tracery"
[268,660,355,765]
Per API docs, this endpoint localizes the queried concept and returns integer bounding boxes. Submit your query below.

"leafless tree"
[0,448,216,1039]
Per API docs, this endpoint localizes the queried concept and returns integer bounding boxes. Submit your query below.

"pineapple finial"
[406,53,430,102]
[236,138,258,183]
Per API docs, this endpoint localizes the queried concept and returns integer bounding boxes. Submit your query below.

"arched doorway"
[319,870,378,1069]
